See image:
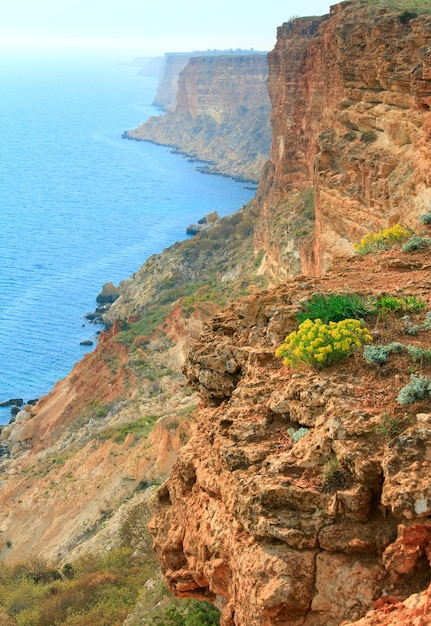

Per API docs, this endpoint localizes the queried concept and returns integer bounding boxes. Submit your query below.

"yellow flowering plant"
[275,318,373,369]
[353,224,411,255]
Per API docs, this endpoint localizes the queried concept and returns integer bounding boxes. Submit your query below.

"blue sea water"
[0,50,255,424]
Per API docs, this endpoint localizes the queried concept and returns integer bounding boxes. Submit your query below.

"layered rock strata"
[126,54,271,181]
[253,1,431,281]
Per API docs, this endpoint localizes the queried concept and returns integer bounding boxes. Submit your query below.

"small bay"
[0,50,255,423]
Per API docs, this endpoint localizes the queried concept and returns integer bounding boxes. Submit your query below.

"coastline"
[0,56,256,426]
[122,131,260,184]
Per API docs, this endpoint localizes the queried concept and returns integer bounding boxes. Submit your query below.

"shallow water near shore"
[0,50,255,424]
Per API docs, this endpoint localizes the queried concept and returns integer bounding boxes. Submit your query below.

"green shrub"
[276,318,373,369]
[296,292,376,324]
[375,295,426,317]
[397,9,417,23]
[322,456,350,492]
[115,307,170,345]
[405,345,431,362]
[301,187,315,220]
[397,374,431,405]
[364,340,431,365]
[419,213,431,225]
[288,427,309,442]
[374,412,403,438]
[353,224,411,255]
[99,414,159,444]
[148,600,219,626]
[366,0,431,14]
[363,342,404,365]
[236,219,254,237]
[401,234,431,252]
[403,311,431,335]
[0,548,154,626]
[399,295,427,314]
[377,295,404,313]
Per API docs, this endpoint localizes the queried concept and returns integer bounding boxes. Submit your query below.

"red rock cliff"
[254,1,431,281]
[150,248,431,626]
[148,3,431,625]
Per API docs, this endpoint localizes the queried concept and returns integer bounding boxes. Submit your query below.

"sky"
[0,0,333,57]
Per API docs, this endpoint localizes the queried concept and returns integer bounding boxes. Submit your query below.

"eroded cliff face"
[150,247,431,626]
[126,54,271,181]
[254,2,431,282]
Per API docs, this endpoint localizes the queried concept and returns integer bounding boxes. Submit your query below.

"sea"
[0,49,256,425]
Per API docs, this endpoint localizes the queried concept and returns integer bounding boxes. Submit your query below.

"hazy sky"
[1,0,333,56]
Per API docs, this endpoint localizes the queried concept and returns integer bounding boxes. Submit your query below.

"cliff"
[125,54,271,181]
[152,53,193,111]
[0,322,194,565]
[145,2,431,625]
[1,2,431,625]
[253,1,431,282]
[153,50,268,112]
[136,56,164,78]
[151,246,431,626]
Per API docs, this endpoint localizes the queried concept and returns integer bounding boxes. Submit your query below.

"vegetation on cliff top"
[0,548,151,626]
[353,223,412,255]
[276,318,373,368]
[367,0,431,12]
[278,287,428,370]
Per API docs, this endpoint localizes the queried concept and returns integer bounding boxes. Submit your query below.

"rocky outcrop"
[150,247,431,626]
[126,54,271,181]
[101,204,265,330]
[253,1,431,282]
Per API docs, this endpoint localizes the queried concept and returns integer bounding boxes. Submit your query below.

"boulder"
[96,282,120,304]
[186,212,220,235]
[0,398,23,408]
[186,223,211,235]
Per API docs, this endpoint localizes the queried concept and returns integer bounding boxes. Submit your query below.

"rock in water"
[0,398,23,408]
[96,282,119,304]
